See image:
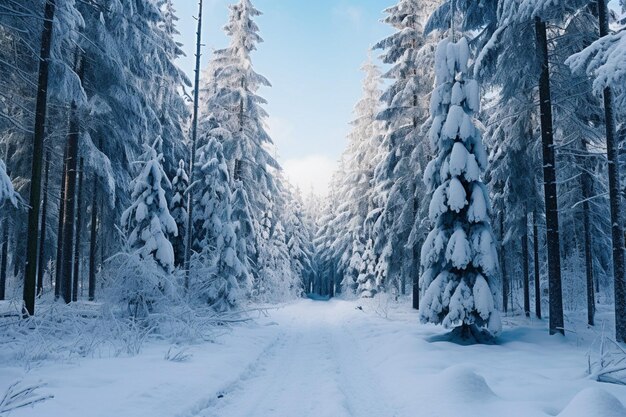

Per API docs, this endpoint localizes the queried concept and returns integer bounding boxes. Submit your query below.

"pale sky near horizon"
[173,0,392,196]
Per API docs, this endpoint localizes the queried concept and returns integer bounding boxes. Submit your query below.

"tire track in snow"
[327,322,400,417]
[176,330,287,417]
[193,320,353,417]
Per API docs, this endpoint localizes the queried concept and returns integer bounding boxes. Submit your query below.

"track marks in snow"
[177,332,286,417]
[193,303,399,417]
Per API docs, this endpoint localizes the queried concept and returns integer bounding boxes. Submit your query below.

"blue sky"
[173,0,392,195]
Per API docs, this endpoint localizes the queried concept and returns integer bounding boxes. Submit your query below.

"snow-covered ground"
[1,298,626,416]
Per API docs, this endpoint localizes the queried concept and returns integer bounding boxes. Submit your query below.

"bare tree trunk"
[500,214,508,314]
[60,53,83,304]
[37,151,50,296]
[413,240,421,311]
[23,0,56,316]
[535,17,564,335]
[533,211,542,319]
[597,0,626,342]
[579,141,595,326]
[55,146,68,300]
[0,167,10,301]
[88,173,98,301]
[183,0,204,290]
[72,158,84,302]
[522,210,530,317]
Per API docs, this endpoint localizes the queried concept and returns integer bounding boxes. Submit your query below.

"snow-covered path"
[2,299,626,417]
[195,302,393,417]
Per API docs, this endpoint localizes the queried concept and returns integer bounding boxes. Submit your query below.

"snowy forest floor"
[2,298,626,417]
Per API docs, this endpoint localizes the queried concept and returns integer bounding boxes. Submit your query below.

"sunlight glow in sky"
[173,0,392,196]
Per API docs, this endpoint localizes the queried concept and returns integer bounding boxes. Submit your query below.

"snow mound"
[436,366,497,402]
[558,388,626,417]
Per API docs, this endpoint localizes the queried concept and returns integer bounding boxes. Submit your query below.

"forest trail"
[3,299,626,417]
[195,301,395,417]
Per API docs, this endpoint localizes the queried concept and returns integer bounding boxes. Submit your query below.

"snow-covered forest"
[1,0,626,416]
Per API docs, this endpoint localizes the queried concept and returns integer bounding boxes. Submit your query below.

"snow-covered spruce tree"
[118,140,178,317]
[191,131,250,310]
[357,239,378,298]
[337,57,383,295]
[201,0,279,255]
[371,0,438,297]
[231,181,255,273]
[170,160,188,268]
[257,220,299,302]
[121,141,177,273]
[193,130,231,256]
[283,190,315,290]
[419,38,501,337]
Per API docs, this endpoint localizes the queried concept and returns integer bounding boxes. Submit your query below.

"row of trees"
[0,0,316,316]
[316,0,626,340]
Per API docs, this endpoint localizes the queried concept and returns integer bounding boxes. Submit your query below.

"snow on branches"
[121,140,177,273]
[419,37,501,336]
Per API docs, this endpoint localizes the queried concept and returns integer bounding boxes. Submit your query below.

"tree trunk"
[23,0,56,316]
[61,100,79,304]
[500,214,508,313]
[535,17,564,335]
[0,167,10,301]
[597,0,626,342]
[522,210,530,317]
[579,141,595,326]
[37,151,50,296]
[183,0,204,290]
[533,211,542,319]
[88,172,98,301]
[72,158,84,302]
[413,239,421,310]
[55,145,68,300]
[60,52,83,304]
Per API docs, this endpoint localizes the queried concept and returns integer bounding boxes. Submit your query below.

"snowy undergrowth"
[0,296,257,367]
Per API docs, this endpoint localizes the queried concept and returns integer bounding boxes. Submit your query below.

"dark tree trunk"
[597,0,626,342]
[88,173,98,301]
[0,219,7,301]
[579,141,595,326]
[0,167,10,301]
[500,214,508,313]
[37,151,50,296]
[535,17,564,335]
[413,239,421,311]
[55,146,68,300]
[23,0,56,316]
[183,0,204,290]
[61,103,80,304]
[533,211,542,319]
[522,210,530,317]
[72,158,84,302]
[60,52,83,304]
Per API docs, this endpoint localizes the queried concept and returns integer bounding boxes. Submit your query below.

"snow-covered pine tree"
[191,130,251,310]
[170,160,188,268]
[231,180,255,292]
[201,0,279,253]
[419,37,501,337]
[209,206,247,312]
[193,130,231,260]
[258,220,298,302]
[283,191,315,290]
[357,239,377,298]
[337,57,383,294]
[121,140,178,274]
[372,0,438,297]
